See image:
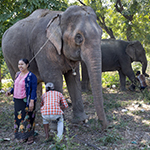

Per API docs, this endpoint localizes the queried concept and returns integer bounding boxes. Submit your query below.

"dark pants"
[14,98,36,140]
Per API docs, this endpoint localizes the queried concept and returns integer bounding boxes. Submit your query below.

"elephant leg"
[4,58,17,80]
[37,82,42,98]
[81,61,90,92]
[35,56,64,93]
[125,71,136,91]
[120,64,136,91]
[36,82,43,110]
[118,70,126,91]
[64,68,88,123]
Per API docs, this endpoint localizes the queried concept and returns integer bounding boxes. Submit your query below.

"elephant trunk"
[142,59,148,76]
[81,48,108,129]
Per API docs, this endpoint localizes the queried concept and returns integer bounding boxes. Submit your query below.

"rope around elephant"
[29,25,59,64]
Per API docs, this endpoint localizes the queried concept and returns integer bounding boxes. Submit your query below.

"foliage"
[0,0,68,29]
[102,71,120,88]
[1,61,11,79]
[1,80,13,90]
[82,0,150,54]
[132,62,142,73]
[141,88,150,103]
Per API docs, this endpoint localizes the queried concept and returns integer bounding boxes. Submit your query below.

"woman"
[6,58,37,144]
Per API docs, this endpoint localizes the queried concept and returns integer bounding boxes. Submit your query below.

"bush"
[2,79,13,90]
[102,72,120,88]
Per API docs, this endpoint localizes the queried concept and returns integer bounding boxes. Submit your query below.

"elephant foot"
[100,119,108,130]
[144,72,149,77]
[82,88,90,93]
[129,84,135,91]
[71,112,88,124]
[120,88,127,91]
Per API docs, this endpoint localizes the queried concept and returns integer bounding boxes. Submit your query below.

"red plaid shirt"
[41,91,68,115]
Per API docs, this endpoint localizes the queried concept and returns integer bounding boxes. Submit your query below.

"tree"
[77,0,150,54]
[82,0,116,39]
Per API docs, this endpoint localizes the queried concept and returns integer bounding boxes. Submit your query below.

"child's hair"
[136,71,140,75]
[46,87,54,91]
[19,58,30,68]
[45,82,55,91]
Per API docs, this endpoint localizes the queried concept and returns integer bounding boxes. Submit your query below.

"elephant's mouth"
[63,47,81,61]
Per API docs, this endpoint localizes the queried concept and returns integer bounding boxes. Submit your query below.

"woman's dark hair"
[19,58,30,68]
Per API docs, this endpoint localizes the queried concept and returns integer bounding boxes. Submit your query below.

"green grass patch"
[97,129,123,146]
[102,72,120,88]
[104,99,122,110]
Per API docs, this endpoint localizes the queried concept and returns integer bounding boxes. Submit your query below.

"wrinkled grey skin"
[2,6,107,129]
[81,39,149,92]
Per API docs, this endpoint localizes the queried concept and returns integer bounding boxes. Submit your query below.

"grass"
[1,71,150,149]
[97,129,123,146]
[0,89,150,149]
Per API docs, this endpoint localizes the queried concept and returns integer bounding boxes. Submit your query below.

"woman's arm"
[30,73,37,100]
[29,73,37,111]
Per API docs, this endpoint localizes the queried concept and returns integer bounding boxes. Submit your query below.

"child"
[41,82,68,141]
[136,71,147,90]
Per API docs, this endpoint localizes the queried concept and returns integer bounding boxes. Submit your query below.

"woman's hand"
[5,91,11,97]
[29,99,34,112]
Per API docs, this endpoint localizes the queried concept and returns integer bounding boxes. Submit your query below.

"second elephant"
[81,39,149,91]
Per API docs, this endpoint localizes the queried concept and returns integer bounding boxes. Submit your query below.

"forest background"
[0,0,150,88]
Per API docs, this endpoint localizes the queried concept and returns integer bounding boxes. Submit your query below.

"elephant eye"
[75,33,83,45]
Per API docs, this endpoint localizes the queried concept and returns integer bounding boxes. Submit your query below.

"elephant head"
[46,6,107,129]
[126,41,149,77]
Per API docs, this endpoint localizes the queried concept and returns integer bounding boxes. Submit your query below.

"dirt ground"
[1,81,150,150]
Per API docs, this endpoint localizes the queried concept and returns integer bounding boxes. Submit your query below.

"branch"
[115,0,133,21]
[115,0,123,13]
[97,16,116,39]
[77,0,115,39]
[77,0,86,6]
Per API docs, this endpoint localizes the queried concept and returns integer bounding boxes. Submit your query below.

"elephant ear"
[126,41,136,60]
[46,14,62,55]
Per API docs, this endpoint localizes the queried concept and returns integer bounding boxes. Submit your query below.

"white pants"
[42,114,64,140]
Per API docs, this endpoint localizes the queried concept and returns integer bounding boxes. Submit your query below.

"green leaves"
[82,0,150,54]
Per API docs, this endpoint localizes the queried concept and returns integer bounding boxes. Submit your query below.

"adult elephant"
[81,39,149,92]
[2,6,107,129]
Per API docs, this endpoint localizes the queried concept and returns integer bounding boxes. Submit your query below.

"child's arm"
[60,94,68,110]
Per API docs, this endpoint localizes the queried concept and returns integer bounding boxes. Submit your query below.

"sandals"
[27,136,34,145]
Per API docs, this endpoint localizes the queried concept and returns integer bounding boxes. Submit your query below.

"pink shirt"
[14,73,28,99]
